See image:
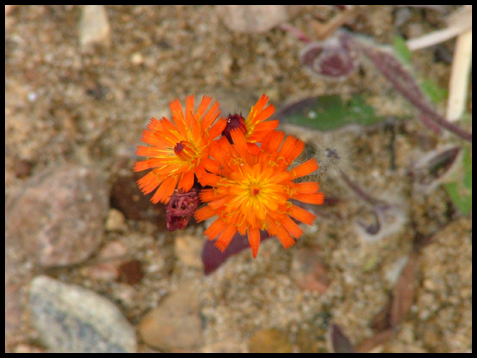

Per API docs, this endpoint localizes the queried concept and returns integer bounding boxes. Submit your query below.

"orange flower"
[222,94,279,152]
[195,130,324,258]
[134,96,226,204]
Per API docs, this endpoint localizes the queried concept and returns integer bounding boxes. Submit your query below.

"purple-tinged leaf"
[390,252,419,327]
[300,32,358,79]
[352,33,472,142]
[202,230,272,275]
[329,324,355,353]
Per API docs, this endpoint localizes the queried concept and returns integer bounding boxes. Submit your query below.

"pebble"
[79,5,111,50]
[138,283,202,351]
[248,329,292,353]
[105,208,127,232]
[29,276,137,353]
[217,5,304,33]
[291,247,330,293]
[130,52,144,66]
[5,165,109,267]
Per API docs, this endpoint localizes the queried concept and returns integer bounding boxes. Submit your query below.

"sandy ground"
[5,5,472,353]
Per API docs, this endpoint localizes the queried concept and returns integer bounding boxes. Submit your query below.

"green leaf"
[420,79,448,104]
[393,35,412,66]
[276,94,389,132]
[444,147,472,215]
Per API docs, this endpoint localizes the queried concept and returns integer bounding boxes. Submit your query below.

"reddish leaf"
[330,324,355,353]
[390,252,419,327]
[369,293,393,332]
[202,231,272,275]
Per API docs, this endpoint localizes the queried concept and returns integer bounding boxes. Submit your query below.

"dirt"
[5,5,472,353]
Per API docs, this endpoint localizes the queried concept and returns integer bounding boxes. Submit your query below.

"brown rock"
[217,5,304,34]
[139,283,202,351]
[291,247,330,293]
[249,329,292,353]
[5,165,109,267]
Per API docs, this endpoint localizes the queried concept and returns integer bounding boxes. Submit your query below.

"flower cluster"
[135,95,324,257]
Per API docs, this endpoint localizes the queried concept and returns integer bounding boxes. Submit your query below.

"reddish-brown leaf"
[390,252,419,327]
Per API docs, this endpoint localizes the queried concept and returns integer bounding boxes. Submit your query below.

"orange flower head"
[134,95,226,204]
[195,129,324,258]
[222,94,279,152]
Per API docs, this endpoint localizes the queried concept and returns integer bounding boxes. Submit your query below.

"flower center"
[250,184,261,196]
[174,141,195,161]
[223,114,247,143]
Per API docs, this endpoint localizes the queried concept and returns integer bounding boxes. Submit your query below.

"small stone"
[29,276,136,353]
[249,329,292,353]
[84,263,119,281]
[291,247,330,293]
[13,344,45,354]
[79,5,111,50]
[105,208,126,231]
[217,5,304,34]
[131,52,144,66]
[5,165,109,267]
[174,234,204,268]
[139,283,202,351]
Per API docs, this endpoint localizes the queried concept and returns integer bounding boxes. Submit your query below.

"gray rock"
[29,276,136,353]
[5,165,109,267]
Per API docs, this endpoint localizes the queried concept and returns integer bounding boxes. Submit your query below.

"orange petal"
[201,157,220,174]
[279,136,304,164]
[295,182,320,194]
[196,96,213,119]
[194,205,217,222]
[204,219,227,240]
[275,223,296,249]
[136,171,162,194]
[151,176,176,204]
[208,118,227,140]
[214,224,237,252]
[200,188,224,202]
[230,129,249,159]
[290,159,319,179]
[248,227,261,258]
[133,158,164,172]
[253,103,275,123]
[288,204,316,225]
[201,100,221,130]
[198,173,223,187]
[261,131,285,153]
[292,192,325,205]
[178,170,195,192]
[280,215,304,239]
[185,95,195,127]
